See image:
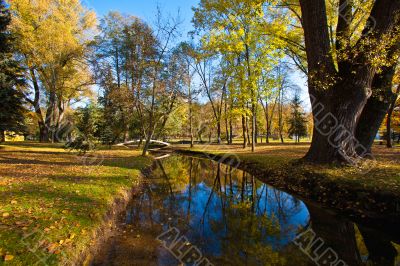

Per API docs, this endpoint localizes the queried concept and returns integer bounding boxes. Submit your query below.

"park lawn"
[0,142,152,265]
[175,143,400,196]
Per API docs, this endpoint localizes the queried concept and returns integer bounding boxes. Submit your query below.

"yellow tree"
[281,0,400,163]
[193,0,288,151]
[8,0,96,142]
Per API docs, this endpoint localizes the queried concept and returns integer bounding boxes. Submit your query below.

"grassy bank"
[174,143,400,220]
[175,143,400,193]
[0,142,152,265]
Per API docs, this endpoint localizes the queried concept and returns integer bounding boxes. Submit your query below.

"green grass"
[0,142,152,265]
[176,143,400,196]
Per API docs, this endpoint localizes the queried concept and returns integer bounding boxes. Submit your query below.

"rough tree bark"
[300,0,400,163]
[26,68,49,142]
[45,90,56,143]
[355,46,399,154]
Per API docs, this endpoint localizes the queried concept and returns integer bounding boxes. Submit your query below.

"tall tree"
[298,0,400,163]
[94,13,156,144]
[193,0,287,151]
[176,42,198,148]
[141,10,182,155]
[8,0,96,142]
[0,0,25,142]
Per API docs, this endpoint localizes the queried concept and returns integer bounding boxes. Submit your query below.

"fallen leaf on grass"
[47,243,59,254]
[4,255,14,261]
[2,213,10,218]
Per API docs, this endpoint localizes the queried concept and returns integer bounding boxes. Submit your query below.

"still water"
[92,155,400,266]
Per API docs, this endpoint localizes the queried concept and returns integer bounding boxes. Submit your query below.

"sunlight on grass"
[178,143,400,195]
[0,143,152,265]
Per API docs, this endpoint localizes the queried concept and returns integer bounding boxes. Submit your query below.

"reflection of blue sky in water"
[173,180,309,256]
[126,156,310,263]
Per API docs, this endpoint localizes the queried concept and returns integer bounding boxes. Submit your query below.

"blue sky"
[85,0,309,108]
[85,0,198,35]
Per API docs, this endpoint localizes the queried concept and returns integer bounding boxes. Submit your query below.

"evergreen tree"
[287,94,308,143]
[0,0,25,142]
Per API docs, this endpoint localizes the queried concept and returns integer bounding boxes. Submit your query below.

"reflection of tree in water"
[125,156,399,266]
[295,204,400,266]
[198,163,308,265]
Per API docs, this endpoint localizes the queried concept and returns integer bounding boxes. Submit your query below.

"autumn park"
[0,0,399,265]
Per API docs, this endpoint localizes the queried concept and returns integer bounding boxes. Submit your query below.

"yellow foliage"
[8,0,97,99]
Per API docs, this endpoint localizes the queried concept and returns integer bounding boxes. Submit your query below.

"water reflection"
[92,155,400,266]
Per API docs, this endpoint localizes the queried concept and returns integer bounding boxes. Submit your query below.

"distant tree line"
[1,0,399,163]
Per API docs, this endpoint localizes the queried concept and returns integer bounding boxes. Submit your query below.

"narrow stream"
[91,155,400,266]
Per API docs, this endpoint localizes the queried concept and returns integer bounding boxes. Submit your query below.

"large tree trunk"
[54,99,66,142]
[355,57,398,154]
[38,121,49,142]
[300,0,400,163]
[27,67,49,142]
[45,91,56,143]
[306,82,371,163]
